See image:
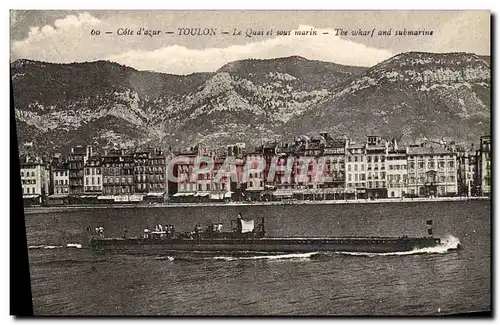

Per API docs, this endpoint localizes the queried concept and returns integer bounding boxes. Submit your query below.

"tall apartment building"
[52,163,69,195]
[20,155,49,204]
[386,144,408,198]
[68,145,93,195]
[365,136,388,199]
[84,156,102,195]
[407,145,458,197]
[102,149,134,196]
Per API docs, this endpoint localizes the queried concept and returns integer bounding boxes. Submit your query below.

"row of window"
[135,183,166,190]
[20,171,36,177]
[21,179,37,185]
[409,161,454,169]
[367,181,386,189]
[103,186,135,194]
[346,182,366,188]
[134,167,165,173]
[84,186,101,191]
[54,187,69,194]
[408,155,453,160]
[103,163,133,168]
[22,187,38,194]
[54,179,68,185]
[102,177,133,185]
[133,159,165,165]
[85,168,102,175]
[178,182,229,192]
[387,165,407,170]
[387,175,408,182]
[408,176,455,183]
[346,155,364,163]
[348,174,366,182]
[135,175,165,182]
[102,169,134,176]
[54,171,68,177]
[85,177,101,185]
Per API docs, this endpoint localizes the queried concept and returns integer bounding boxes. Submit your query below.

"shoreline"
[23,196,490,214]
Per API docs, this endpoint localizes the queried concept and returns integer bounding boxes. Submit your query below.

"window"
[449,161,454,168]
[367,156,372,163]
[26,187,30,194]
[419,162,424,168]
[374,156,379,163]
[354,165,358,172]
[347,156,352,162]
[354,156,358,162]
[360,164,364,171]
[32,171,35,177]
[348,174,352,181]
[65,179,68,185]
[410,162,415,169]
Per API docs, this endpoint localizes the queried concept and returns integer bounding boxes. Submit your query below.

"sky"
[10,10,490,75]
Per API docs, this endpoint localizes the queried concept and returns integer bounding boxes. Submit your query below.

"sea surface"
[25,201,491,316]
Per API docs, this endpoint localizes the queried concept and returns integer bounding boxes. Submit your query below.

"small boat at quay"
[88,215,456,254]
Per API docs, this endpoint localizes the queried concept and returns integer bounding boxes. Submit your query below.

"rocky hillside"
[284,52,491,144]
[12,56,365,154]
[11,52,490,155]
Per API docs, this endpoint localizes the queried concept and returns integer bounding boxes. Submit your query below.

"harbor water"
[25,200,491,315]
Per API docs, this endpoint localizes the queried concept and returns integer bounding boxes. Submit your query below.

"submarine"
[88,217,447,254]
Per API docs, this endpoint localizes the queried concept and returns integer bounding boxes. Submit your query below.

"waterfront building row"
[18,134,491,204]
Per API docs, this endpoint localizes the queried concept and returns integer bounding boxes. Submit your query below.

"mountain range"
[11,52,490,155]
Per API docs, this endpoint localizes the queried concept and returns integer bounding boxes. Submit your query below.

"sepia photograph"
[10,9,491,316]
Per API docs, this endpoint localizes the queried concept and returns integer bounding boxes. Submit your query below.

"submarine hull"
[89,237,441,253]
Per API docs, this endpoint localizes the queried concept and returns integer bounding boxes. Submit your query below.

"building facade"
[364,136,388,199]
[102,149,134,196]
[20,156,49,202]
[407,145,458,197]
[52,164,69,195]
[386,148,408,198]
[84,156,102,194]
[68,145,91,195]
[322,135,347,198]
